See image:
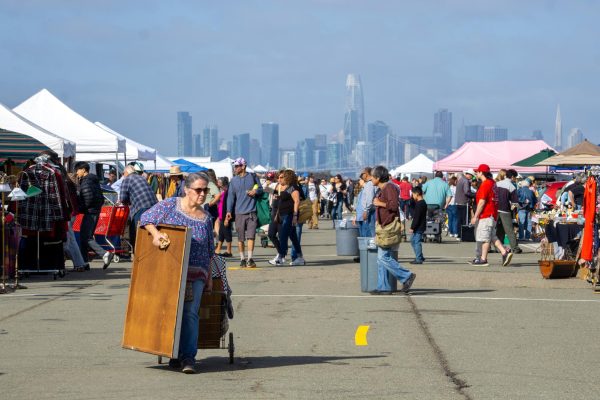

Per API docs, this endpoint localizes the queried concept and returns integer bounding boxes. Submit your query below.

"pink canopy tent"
[434,140,555,173]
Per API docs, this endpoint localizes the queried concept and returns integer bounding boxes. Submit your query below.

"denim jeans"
[376,246,413,291]
[291,223,303,260]
[64,217,85,267]
[331,202,343,225]
[268,213,302,258]
[179,279,205,362]
[129,207,150,250]
[365,209,376,238]
[79,213,106,262]
[446,205,458,235]
[411,232,425,262]
[518,209,531,240]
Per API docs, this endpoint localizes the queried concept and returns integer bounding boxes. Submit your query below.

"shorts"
[475,216,498,243]
[234,212,258,242]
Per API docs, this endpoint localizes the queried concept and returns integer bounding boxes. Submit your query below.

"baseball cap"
[233,157,247,166]
[463,169,475,176]
[475,164,490,173]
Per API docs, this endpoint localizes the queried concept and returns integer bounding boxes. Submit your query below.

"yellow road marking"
[355,325,370,346]
[227,267,264,270]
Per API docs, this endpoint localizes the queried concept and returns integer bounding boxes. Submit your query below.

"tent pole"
[115,151,119,179]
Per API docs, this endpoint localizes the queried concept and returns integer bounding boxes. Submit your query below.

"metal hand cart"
[158,277,235,365]
[425,205,445,243]
[73,203,131,262]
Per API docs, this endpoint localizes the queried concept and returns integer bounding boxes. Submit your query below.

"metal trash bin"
[357,237,398,292]
[335,219,359,256]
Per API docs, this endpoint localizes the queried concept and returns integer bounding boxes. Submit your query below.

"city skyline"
[2,2,599,156]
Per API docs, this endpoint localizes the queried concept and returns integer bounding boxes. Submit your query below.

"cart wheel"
[228,332,234,364]
[113,255,120,263]
[158,356,163,364]
[437,235,442,243]
[58,270,66,278]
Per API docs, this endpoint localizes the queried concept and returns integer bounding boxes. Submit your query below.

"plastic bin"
[357,237,398,292]
[335,219,359,256]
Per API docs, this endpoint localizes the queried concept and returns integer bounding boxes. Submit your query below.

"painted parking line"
[230,293,600,303]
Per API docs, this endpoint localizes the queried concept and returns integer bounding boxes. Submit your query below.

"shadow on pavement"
[148,354,386,373]
[408,288,495,295]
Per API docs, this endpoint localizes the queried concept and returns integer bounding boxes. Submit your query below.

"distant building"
[532,129,543,140]
[314,134,327,148]
[296,138,316,171]
[232,133,250,161]
[555,105,562,150]
[483,126,508,141]
[202,125,219,159]
[193,133,202,157]
[281,150,297,170]
[250,138,261,166]
[367,121,390,165]
[464,125,484,142]
[567,128,584,148]
[314,149,327,169]
[343,74,365,156]
[177,111,192,157]
[262,122,280,168]
[327,143,344,170]
[433,108,452,152]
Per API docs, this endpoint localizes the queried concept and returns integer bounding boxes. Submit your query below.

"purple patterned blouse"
[140,197,215,283]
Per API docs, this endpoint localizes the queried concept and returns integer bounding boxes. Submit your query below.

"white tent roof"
[14,89,126,154]
[0,102,76,158]
[392,153,434,176]
[253,164,267,173]
[140,153,174,173]
[82,122,156,162]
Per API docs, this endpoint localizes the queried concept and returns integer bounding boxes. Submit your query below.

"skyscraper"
[202,125,219,159]
[232,133,250,161]
[433,108,452,152]
[568,128,583,148]
[250,138,261,165]
[343,74,365,156]
[483,126,508,141]
[177,111,192,156]
[367,121,390,165]
[464,125,484,142]
[261,122,279,167]
[193,133,202,157]
[555,105,562,150]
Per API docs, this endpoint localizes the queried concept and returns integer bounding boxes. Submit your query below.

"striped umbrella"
[0,129,50,164]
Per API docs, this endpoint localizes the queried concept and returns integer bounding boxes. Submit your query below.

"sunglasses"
[189,187,210,195]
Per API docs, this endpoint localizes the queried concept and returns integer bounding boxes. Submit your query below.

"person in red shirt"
[470,164,513,267]
[397,176,413,217]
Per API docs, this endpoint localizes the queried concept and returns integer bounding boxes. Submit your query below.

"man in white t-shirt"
[319,179,330,218]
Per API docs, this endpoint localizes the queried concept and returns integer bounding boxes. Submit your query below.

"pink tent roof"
[433,140,555,173]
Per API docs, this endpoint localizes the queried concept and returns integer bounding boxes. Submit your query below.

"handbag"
[297,199,313,224]
[375,217,402,248]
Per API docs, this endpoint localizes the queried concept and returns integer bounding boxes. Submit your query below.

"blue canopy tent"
[171,158,208,173]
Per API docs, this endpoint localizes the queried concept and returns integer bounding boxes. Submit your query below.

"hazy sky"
[2,0,599,155]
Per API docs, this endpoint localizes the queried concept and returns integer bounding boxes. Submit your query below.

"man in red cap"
[470,164,513,267]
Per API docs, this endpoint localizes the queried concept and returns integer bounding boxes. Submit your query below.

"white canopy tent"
[0,102,76,158]
[253,164,268,173]
[391,153,434,177]
[81,121,157,162]
[14,89,126,156]
[140,153,174,173]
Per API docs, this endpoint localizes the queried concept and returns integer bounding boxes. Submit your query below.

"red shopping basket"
[72,205,130,236]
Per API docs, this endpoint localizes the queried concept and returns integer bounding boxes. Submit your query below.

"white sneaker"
[268,255,284,266]
[290,257,305,266]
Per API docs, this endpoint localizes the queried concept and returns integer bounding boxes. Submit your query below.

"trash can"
[335,219,359,256]
[357,237,398,292]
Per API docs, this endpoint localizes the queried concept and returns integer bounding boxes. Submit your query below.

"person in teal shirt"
[422,171,452,209]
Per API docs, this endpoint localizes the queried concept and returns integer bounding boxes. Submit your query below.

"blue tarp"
[171,158,208,173]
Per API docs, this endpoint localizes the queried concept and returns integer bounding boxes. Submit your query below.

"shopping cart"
[73,204,132,262]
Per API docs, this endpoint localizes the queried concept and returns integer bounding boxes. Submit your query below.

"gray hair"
[184,172,209,188]
[124,165,136,175]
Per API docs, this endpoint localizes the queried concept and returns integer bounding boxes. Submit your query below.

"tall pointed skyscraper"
[554,105,562,150]
[343,74,365,156]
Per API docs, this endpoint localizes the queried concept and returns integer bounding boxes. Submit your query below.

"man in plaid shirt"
[120,164,158,249]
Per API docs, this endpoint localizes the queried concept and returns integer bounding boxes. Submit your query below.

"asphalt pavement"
[1,221,599,400]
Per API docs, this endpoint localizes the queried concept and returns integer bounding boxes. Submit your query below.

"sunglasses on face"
[189,187,210,195]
